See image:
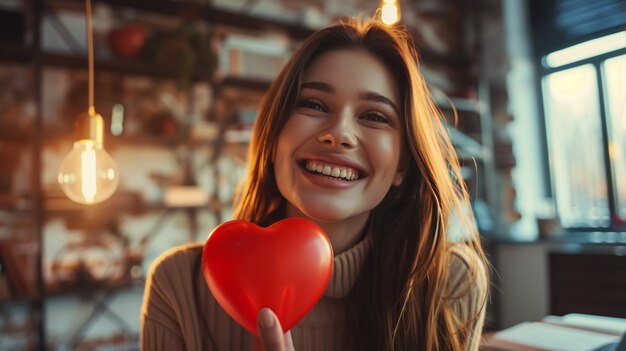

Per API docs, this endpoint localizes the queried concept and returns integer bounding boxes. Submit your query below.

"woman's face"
[273,49,405,225]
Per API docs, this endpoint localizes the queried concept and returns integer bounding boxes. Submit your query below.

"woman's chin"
[288,203,369,226]
[303,210,350,224]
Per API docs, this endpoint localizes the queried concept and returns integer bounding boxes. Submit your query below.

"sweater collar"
[323,233,373,299]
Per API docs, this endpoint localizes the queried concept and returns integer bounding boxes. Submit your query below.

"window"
[540,31,626,229]
[604,56,626,221]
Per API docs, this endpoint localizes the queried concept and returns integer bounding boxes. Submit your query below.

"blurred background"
[0,0,624,349]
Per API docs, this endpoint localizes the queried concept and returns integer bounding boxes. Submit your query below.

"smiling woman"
[273,49,405,253]
[141,19,488,351]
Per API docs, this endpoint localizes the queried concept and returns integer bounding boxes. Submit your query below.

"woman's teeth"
[305,160,360,181]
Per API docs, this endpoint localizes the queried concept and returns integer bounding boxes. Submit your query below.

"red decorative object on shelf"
[108,24,147,58]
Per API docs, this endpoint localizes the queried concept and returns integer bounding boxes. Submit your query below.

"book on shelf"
[484,314,626,351]
[219,33,291,81]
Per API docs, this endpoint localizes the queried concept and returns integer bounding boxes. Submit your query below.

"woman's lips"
[297,161,364,189]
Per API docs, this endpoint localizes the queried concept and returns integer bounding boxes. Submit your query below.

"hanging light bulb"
[58,110,119,204]
[381,0,400,26]
[57,0,119,205]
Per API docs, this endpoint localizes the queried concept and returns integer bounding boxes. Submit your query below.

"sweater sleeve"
[447,244,488,351]
[140,250,187,351]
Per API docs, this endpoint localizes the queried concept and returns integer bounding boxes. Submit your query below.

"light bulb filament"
[81,143,97,203]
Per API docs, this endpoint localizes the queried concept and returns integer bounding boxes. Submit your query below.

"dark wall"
[528,0,626,57]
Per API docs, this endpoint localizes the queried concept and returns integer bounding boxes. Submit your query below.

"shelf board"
[0,128,34,141]
[432,90,482,114]
[111,135,183,148]
[44,190,146,214]
[43,52,190,79]
[440,97,483,114]
[445,123,491,161]
[0,193,33,212]
[0,294,41,306]
[419,50,473,66]
[45,276,141,297]
[0,44,34,63]
[42,53,275,90]
[220,76,271,91]
[53,0,315,40]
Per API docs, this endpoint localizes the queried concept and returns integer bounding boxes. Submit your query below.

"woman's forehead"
[301,49,401,108]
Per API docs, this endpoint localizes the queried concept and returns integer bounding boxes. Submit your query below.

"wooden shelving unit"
[0,2,306,349]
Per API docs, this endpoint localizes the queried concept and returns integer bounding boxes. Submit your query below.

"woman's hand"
[253,308,295,351]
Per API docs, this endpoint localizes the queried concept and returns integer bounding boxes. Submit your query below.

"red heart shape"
[202,218,333,335]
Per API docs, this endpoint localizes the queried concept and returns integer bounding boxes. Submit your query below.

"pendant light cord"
[86,0,95,115]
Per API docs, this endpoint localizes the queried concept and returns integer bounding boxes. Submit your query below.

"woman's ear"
[392,154,409,186]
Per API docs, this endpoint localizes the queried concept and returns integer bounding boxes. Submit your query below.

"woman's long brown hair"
[233,19,488,350]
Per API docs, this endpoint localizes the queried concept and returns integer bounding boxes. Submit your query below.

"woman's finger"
[284,330,295,351]
[257,308,286,351]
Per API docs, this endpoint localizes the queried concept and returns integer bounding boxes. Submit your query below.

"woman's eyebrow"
[301,81,334,93]
[359,91,400,116]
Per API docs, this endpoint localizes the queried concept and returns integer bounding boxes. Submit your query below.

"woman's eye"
[296,98,327,112]
[362,112,392,125]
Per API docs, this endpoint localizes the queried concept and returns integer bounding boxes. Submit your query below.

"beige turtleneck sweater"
[141,235,486,350]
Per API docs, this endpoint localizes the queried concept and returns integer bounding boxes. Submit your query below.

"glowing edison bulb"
[381,1,400,26]
[58,110,119,205]
[58,140,118,204]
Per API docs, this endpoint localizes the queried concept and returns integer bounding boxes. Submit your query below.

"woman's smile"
[303,160,362,182]
[296,157,367,190]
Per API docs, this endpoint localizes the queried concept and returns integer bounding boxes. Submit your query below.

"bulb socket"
[74,110,104,144]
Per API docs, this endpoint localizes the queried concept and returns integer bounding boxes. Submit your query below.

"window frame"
[538,41,626,232]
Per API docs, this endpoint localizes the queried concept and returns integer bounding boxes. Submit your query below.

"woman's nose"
[316,111,358,149]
